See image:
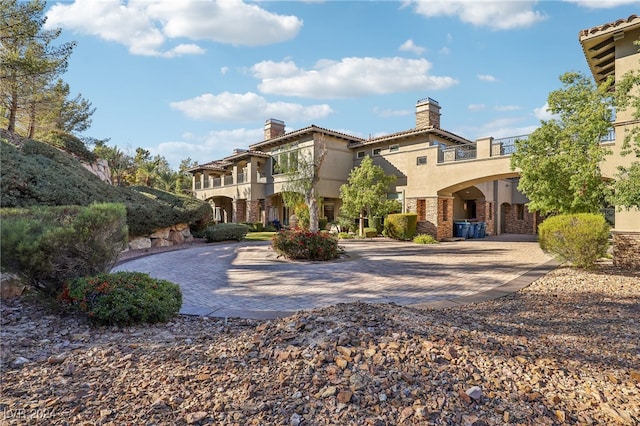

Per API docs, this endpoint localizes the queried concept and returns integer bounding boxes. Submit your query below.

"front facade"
[190,97,537,240]
[189,14,639,267]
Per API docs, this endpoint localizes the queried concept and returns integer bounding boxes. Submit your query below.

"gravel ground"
[1,261,638,425]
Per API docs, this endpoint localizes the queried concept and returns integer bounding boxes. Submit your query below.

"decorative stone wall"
[475,200,495,236]
[410,197,452,240]
[612,232,640,270]
[502,204,540,234]
[126,223,194,251]
[233,199,247,223]
[247,200,261,223]
[81,159,112,185]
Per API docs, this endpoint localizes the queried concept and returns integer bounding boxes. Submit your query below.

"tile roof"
[348,126,473,148]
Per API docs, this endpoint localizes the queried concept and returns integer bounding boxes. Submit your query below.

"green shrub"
[318,217,328,231]
[1,203,128,295]
[538,213,610,268]
[337,232,354,240]
[1,139,212,236]
[272,230,341,261]
[203,223,250,242]
[60,272,182,326]
[383,213,418,240]
[363,227,378,238]
[371,216,383,234]
[413,234,438,244]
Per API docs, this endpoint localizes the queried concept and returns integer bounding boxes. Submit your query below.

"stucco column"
[475,137,493,159]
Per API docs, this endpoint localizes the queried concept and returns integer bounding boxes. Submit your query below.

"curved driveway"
[113,235,557,319]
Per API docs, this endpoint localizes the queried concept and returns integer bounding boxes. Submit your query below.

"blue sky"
[44,0,638,169]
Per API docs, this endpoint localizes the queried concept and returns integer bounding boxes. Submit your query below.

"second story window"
[416,156,427,165]
[357,151,365,159]
[372,148,382,156]
[389,144,399,152]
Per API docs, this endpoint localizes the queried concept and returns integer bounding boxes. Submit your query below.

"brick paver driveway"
[113,235,556,319]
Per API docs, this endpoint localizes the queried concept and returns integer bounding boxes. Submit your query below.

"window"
[372,148,382,156]
[416,156,427,165]
[389,144,399,152]
[356,151,365,159]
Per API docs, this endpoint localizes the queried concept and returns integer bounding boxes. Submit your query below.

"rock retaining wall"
[126,223,194,251]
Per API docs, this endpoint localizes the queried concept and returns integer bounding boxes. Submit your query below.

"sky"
[43,0,639,170]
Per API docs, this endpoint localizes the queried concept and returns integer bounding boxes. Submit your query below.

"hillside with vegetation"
[0,130,211,237]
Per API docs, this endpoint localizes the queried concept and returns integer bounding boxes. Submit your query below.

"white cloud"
[468,104,486,111]
[477,74,498,83]
[156,127,264,168]
[399,39,426,55]
[563,0,639,9]
[533,102,556,121]
[252,57,458,99]
[45,0,302,57]
[409,1,547,30]
[372,107,413,118]
[473,116,539,139]
[220,66,229,75]
[169,91,333,123]
[494,105,521,112]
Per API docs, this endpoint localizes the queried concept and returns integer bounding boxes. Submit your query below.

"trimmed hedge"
[60,271,182,326]
[203,223,250,242]
[383,213,418,240]
[538,213,610,268]
[1,138,212,236]
[0,203,128,295]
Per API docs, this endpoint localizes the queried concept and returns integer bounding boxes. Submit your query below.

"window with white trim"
[416,156,427,165]
[356,151,365,159]
[372,148,382,156]
[389,144,399,152]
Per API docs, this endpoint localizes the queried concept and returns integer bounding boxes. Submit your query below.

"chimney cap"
[416,97,439,106]
[265,118,285,125]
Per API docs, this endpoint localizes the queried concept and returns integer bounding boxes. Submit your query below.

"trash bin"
[478,222,486,238]
[468,222,480,239]
[454,222,470,238]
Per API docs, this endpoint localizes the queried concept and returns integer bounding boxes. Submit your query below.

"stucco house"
[189,97,538,240]
[579,14,640,268]
[190,14,640,268]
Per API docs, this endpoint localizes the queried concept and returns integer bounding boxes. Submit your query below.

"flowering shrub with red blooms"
[271,230,341,261]
[59,272,182,326]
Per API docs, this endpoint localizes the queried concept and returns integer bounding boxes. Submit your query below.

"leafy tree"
[280,137,327,232]
[1,0,76,134]
[339,155,398,237]
[177,157,197,194]
[511,72,612,215]
[609,40,640,209]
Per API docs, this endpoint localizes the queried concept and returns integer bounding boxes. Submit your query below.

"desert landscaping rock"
[1,261,638,425]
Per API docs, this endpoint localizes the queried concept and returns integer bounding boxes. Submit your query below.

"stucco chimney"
[264,118,285,140]
[415,97,441,129]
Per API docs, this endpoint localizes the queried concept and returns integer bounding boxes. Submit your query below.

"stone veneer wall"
[503,204,540,234]
[233,199,247,223]
[247,200,261,223]
[410,197,452,240]
[612,232,640,270]
[475,200,495,236]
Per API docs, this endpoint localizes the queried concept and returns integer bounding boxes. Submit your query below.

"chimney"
[264,118,285,140]
[415,97,441,129]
